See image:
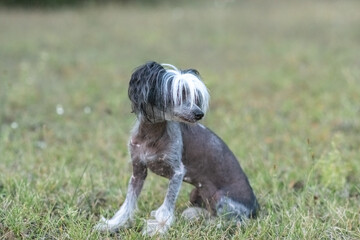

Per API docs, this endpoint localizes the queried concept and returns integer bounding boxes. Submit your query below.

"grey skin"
[138,120,259,219]
[181,123,258,217]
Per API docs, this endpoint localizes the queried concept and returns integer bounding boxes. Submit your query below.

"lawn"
[0,0,359,239]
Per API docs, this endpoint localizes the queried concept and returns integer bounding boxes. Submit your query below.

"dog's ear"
[128,61,165,117]
[182,69,200,77]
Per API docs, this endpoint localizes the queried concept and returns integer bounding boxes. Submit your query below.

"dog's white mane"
[161,63,209,113]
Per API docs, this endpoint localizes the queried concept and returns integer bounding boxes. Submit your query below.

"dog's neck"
[131,118,168,146]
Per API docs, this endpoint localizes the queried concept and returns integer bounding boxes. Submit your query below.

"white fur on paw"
[152,206,174,224]
[94,216,131,233]
[181,207,212,222]
[143,206,174,236]
[143,219,170,236]
[94,216,114,232]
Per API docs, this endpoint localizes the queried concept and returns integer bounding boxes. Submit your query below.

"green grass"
[1,1,360,239]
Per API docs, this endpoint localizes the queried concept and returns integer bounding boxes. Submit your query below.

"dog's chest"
[130,141,174,178]
[130,139,164,162]
[129,122,183,178]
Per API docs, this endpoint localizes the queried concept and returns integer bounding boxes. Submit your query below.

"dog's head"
[128,61,209,123]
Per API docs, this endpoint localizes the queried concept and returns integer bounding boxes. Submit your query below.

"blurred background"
[0,0,359,238]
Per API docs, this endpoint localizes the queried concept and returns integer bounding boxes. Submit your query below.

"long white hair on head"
[161,63,210,113]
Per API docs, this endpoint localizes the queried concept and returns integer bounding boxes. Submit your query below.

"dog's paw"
[142,219,170,236]
[142,206,174,236]
[181,207,212,222]
[94,215,131,233]
[151,205,175,225]
[94,216,113,232]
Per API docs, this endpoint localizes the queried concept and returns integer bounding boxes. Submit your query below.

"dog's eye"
[182,89,187,98]
[196,99,202,107]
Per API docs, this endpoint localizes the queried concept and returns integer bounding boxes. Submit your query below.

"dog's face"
[128,62,209,123]
[164,96,205,123]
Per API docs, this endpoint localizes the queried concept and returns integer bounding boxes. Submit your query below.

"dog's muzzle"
[193,109,204,121]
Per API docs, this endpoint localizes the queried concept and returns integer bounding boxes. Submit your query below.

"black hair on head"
[128,61,166,121]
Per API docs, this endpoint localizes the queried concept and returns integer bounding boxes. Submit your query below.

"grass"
[1,0,360,239]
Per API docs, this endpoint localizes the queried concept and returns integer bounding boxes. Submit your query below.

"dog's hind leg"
[95,160,147,232]
[189,188,205,207]
[215,196,254,222]
[180,188,213,222]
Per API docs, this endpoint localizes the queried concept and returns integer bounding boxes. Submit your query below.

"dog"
[95,61,258,235]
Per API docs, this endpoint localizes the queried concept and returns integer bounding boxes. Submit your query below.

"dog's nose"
[194,111,204,120]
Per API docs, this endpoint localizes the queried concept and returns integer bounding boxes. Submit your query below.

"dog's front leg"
[144,163,185,236]
[95,160,147,233]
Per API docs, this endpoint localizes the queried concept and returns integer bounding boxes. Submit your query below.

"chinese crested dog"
[95,61,258,235]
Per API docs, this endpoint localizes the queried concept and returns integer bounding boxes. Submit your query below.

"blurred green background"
[0,0,359,239]
[1,0,191,7]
